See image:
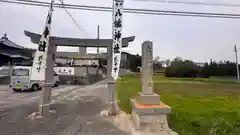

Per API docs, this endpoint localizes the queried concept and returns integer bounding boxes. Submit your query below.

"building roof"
[0,52,30,59]
[0,34,24,49]
[194,62,205,67]
[0,34,34,60]
[24,30,135,48]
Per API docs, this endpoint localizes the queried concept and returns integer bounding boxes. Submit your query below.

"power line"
[1,0,240,19]
[10,0,240,17]
[58,0,84,32]
[133,0,240,7]
[58,0,90,37]
[12,0,240,17]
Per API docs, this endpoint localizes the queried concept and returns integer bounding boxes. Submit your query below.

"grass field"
[116,75,240,135]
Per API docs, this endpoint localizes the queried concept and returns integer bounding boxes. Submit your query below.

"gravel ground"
[0,83,129,135]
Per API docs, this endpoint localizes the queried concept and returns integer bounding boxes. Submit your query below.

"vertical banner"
[30,0,54,81]
[111,0,124,81]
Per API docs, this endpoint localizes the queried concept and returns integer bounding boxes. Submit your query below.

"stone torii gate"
[24,30,135,116]
[24,0,128,117]
[26,1,174,134]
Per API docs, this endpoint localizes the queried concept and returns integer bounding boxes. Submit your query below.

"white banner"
[111,0,124,81]
[30,0,54,81]
[54,67,74,76]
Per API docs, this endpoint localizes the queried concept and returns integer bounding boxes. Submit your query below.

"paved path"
[0,85,82,110]
[0,82,129,135]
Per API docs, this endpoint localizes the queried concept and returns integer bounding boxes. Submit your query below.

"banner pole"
[108,0,124,116]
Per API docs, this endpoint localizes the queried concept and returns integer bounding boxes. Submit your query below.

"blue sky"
[1,0,240,62]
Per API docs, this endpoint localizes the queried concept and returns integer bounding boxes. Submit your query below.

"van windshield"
[12,69,29,76]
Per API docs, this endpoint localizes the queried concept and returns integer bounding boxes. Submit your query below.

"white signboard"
[111,0,124,81]
[54,67,74,76]
[30,0,54,81]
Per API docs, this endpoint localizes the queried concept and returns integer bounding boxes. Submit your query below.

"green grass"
[117,75,240,135]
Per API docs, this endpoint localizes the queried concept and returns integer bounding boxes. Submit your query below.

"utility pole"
[234,45,239,80]
[97,25,100,74]
[97,25,100,56]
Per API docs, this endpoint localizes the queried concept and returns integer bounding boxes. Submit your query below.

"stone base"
[100,107,178,135]
[100,110,132,134]
[137,92,161,105]
[28,112,43,120]
[131,98,171,115]
[130,99,174,135]
[107,102,119,116]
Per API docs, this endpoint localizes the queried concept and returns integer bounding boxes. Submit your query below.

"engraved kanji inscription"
[114,56,118,66]
[114,31,121,40]
[47,13,52,24]
[113,67,118,73]
[114,19,122,28]
[38,55,43,61]
[38,41,46,52]
[115,9,122,17]
[36,67,41,72]
[43,27,49,38]
[113,44,120,53]
[37,61,42,66]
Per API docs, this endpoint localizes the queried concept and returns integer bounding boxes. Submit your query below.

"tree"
[154,56,160,63]
[201,60,238,77]
[165,59,171,67]
[164,57,201,77]
[128,53,141,72]
[153,56,163,72]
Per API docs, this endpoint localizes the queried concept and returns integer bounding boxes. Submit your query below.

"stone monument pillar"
[79,47,86,56]
[130,41,173,134]
[141,41,154,95]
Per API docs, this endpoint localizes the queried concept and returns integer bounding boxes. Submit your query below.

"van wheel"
[31,84,39,91]
[13,88,20,92]
[54,81,59,87]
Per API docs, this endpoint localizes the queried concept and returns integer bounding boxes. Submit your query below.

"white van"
[9,66,60,92]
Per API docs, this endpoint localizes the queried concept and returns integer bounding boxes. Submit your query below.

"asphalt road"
[0,81,129,135]
[0,81,130,135]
